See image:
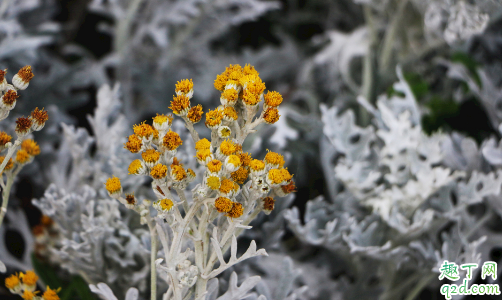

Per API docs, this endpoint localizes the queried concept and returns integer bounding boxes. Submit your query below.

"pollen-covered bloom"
[263,107,280,124]
[264,151,285,169]
[21,139,40,156]
[218,126,232,139]
[16,149,32,165]
[133,122,156,141]
[42,286,61,300]
[276,180,296,197]
[12,65,34,90]
[231,167,249,184]
[266,168,292,187]
[151,164,168,179]
[205,175,221,190]
[170,95,191,116]
[205,108,224,129]
[20,270,38,292]
[214,196,233,213]
[0,131,12,151]
[0,156,14,170]
[171,164,187,182]
[163,130,183,151]
[187,104,203,123]
[217,139,237,157]
[128,159,146,175]
[1,89,19,110]
[220,88,239,106]
[249,159,266,176]
[227,202,243,218]
[196,149,213,165]
[264,91,283,108]
[195,138,211,152]
[152,114,173,131]
[154,198,174,214]
[15,117,33,137]
[207,159,223,175]
[5,273,22,293]
[262,197,275,214]
[187,168,196,182]
[125,194,137,209]
[224,155,241,172]
[175,79,194,98]
[223,106,238,122]
[142,149,161,168]
[219,178,237,197]
[124,134,143,153]
[105,176,122,196]
[30,108,49,131]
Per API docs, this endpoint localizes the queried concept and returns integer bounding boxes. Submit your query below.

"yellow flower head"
[21,270,38,286]
[128,159,144,175]
[0,131,12,147]
[133,122,156,139]
[227,202,244,218]
[142,149,160,164]
[207,159,222,173]
[16,149,30,164]
[221,88,239,104]
[125,194,136,205]
[231,167,249,184]
[152,114,173,130]
[187,104,203,123]
[124,134,142,153]
[196,149,212,164]
[15,117,33,136]
[249,159,265,172]
[281,180,297,194]
[5,273,20,289]
[17,66,34,83]
[156,199,174,212]
[218,126,232,138]
[105,176,121,194]
[243,64,259,76]
[170,95,191,115]
[264,91,283,107]
[263,197,275,211]
[214,73,229,91]
[2,89,18,106]
[242,90,260,106]
[187,168,196,180]
[267,168,292,185]
[42,286,61,300]
[223,106,238,120]
[0,156,14,170]
[21,139,40,156]
[22,290,39,300]
[163,130,183,151]
[246,80,266,96]
[195,138,211,151]
[205,109,224,129]
[224,64,243,76]
[264,151,285,168]
[150,164,168,179]
[30,108,49,129]
[175,79,194,95]
[263,107,280,124]
[206,176,221,190]
[226,155,241,167]
[219,178,235,194]
[238,152,252,167]
[171,164,187,181]
[214,197,233,213]
[219,140,237,156]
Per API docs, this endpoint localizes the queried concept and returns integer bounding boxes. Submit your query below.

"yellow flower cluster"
[105,64,294,224]
[5,270,61,300]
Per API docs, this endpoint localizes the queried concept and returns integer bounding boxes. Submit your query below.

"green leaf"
[31,253,63,290]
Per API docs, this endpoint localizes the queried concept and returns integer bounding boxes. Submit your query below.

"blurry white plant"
[285,67,502,299]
